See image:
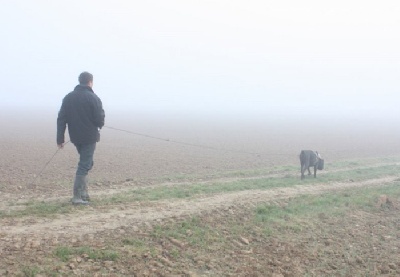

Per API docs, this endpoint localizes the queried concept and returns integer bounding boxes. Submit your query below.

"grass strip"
[97,163,400,204]
[1,162,399,219]
[255,181,400,224]
[14,181,400,276]
[117,181,400,273]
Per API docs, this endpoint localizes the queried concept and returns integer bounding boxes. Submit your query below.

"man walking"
[57,72,105,205]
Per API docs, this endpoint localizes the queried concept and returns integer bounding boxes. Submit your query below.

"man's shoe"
[82,196,90,202]
[71,199,89,205]
[82,176,90,202]
[73,175,89,204]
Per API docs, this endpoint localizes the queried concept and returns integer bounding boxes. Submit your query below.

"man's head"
[78,72,93,87]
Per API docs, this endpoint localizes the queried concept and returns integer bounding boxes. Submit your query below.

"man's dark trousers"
[75,143,96,175]
[72,143,96,203]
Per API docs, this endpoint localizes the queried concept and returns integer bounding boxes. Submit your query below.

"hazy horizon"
[1,1,399,121]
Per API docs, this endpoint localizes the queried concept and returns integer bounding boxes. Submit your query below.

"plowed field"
[1,111,400,276]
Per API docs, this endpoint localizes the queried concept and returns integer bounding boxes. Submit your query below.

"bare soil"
[1,111,400,276]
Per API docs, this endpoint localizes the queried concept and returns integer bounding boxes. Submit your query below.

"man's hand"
[58,143,64,149]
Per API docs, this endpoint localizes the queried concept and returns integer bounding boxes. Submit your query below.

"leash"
[31,123,291,188]
[30,141,70,187]
[103,125,262,156]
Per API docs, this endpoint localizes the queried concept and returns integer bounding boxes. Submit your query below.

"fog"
[0,1,399,125]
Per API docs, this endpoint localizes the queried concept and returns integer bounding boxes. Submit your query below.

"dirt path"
[1,161,396,210]
[0,176,395,241]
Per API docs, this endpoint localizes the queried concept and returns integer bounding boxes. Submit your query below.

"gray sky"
[0,0,399,118]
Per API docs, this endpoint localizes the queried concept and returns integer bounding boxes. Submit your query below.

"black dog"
[300,150,324,180]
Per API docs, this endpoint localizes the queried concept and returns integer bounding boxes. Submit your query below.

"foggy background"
[0,1,399,164]
[1,1,399,117]
[0,1,400,189]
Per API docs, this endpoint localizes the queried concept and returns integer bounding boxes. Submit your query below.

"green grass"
[21,266,40,277]
[2,201,74,218]
[55,246,118,262]
[158,165,295,182]
[153,216,219,247]
[16,177,400,276]
[326,156,400,170]
[97,163,399,204]
[122,238,145,247]
[254,181,400,226]
[142,181,400,255]
[115,216,225,262]
[121,238,159,257]
[2,159,400,219]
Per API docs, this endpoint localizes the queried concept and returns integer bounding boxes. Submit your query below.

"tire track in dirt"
[0,176,396,240]
[1,161,397,209]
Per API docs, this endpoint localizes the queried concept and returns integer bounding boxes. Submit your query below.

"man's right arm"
[93,96,105,128]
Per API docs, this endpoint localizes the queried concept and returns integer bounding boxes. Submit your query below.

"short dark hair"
[78,72,93,85]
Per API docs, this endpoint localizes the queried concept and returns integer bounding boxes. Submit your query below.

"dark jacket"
[57,85,105,145]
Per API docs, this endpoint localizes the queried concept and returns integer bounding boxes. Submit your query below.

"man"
[57,72,105,205]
